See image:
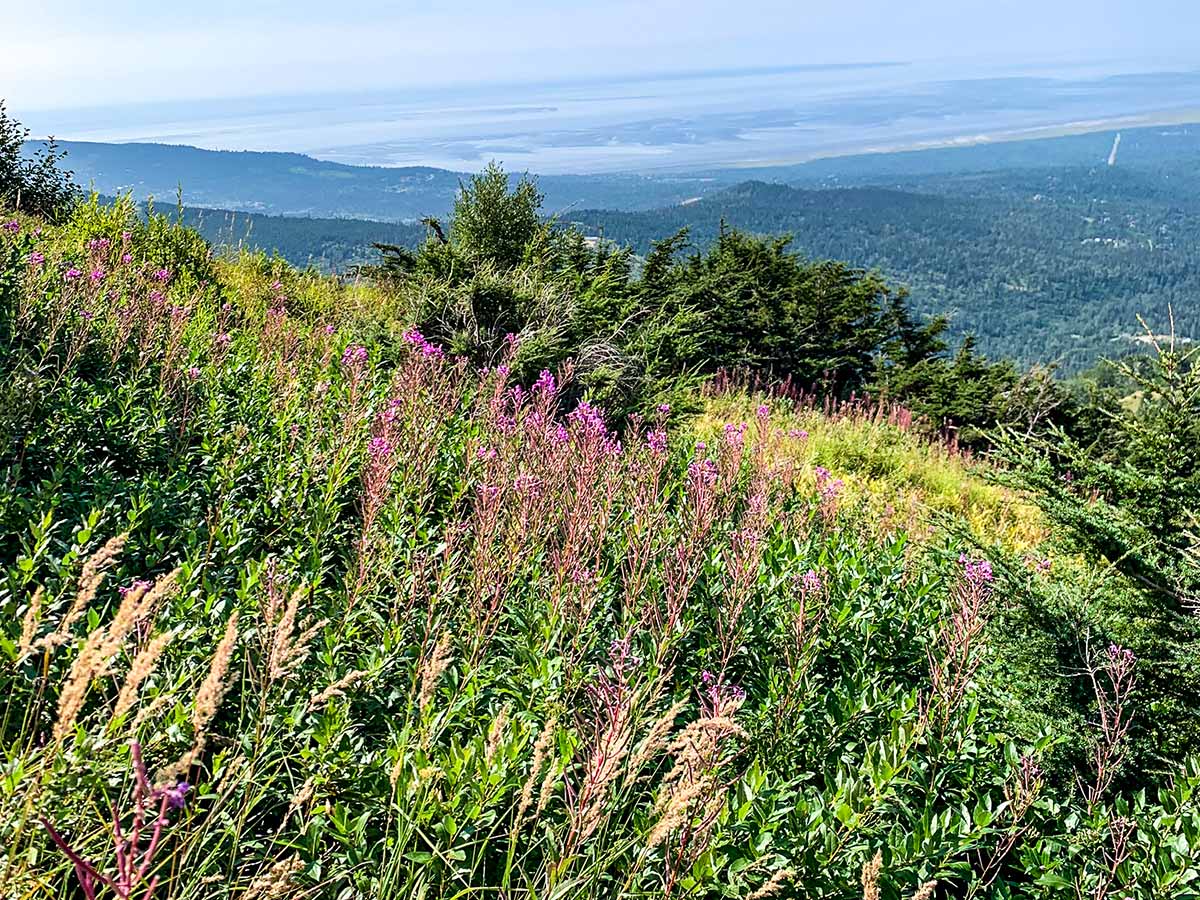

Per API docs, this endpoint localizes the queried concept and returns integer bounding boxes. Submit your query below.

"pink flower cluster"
[402,327,445,359]
[959,554,995,588]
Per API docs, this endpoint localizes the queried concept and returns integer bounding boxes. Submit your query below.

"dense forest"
[571,162,1200,370]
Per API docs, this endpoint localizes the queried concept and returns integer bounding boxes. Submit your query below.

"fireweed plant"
[1,200,1199,900]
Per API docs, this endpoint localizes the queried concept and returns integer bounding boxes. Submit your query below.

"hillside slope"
[572,167,1200,369]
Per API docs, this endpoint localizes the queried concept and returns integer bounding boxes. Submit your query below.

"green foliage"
[0,101,78,220]
[451,162,545,269]
[2,182,1199,900]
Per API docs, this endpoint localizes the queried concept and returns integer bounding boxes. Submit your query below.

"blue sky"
[3,0,1197,111]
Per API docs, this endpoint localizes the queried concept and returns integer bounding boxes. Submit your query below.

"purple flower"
[801,568,823,595]
[568,400,607,436]
[87,237,111,252]
[656,403,671,415]
[152,268,172,283]
[89,267,106,284]
[959,554,995,587]
[552,424,570,443]
[29,250,45,267]
[368,436,392,459]
[324,323,336,335]
[157,781,190,810]
[756,403,770,420]
[2,220,19,234]
[401,327,444,359]
[646,428,668,455]
[215,332,232,348]
[118,579,154,598]
[121,230,132,243]
[64,267,83,282]
[788,428,808,440]
[149,289,165,305]
[533,369,556,395]
[187,366,201,380]
[724,421,747,448]
[121,252,133,265]
[341,344,369,368]
[687,457,719,487]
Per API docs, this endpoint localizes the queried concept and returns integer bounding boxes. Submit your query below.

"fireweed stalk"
[923,554,993,733]
[42,742,190,900]
[1084,641,1137,808]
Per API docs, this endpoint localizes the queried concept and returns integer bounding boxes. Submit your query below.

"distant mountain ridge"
[29,140,728,222]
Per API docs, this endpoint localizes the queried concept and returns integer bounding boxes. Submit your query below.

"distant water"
[19,59,1200,174]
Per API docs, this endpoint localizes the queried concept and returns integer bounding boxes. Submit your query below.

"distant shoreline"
[712,107,1200,172]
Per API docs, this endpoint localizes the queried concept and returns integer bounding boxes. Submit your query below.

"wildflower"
[801,568,823,596]
[64,267,83,281]
[121,230,132,243]
[86,237,111,252]
[2,219,19,234]
[215,332,232,348]
[401,327,444,358]
[341,343,368,368]
[149,289,165,305]
[552,424,569,443]
[368,436,392,459]
[568,400,607,436]
[646,428,668,455]
[656,402,671,415]
[959,554,994,587]
[788,428,808,440]
[687,457,718,487]
[324,323,336,335]
[187,366,201,380]
[29,250,45,267]
[159,780,191,810]
[533,369,556,394]
[756,403,770,420]
[152,268,172,283]
[121,252,133,264]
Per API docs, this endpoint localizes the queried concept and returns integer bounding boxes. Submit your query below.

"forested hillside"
[572,162,1200,369]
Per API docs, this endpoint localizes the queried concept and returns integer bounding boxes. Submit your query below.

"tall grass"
[2,203,1198,899]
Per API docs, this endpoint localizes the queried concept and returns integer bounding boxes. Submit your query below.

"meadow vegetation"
[2,111,1199,899]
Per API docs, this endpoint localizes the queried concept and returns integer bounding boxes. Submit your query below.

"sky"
[3,0,1198,113]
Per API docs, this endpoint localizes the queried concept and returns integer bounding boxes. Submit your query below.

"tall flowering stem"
[41,743,189,900]
[1084,642,1136,808]
[924,555,993,733]
[650,671,746,899]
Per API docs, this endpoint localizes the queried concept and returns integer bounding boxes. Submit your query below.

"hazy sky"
[3,0,1197,111]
